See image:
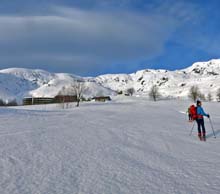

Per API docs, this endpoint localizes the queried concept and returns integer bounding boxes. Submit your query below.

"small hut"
[92,96,111,102]
[54,95,77,103]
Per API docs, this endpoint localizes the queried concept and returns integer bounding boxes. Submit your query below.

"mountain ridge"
[0,59,220,104]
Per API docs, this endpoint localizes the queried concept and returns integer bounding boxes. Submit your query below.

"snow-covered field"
[0,98,220,194]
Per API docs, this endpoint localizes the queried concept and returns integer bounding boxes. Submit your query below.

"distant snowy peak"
[183,59,220,76]
[0,68,55,86]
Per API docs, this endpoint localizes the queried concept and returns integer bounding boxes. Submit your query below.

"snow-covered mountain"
[0,68,115,104]
[0,59,220,104]
[95,59,220,99]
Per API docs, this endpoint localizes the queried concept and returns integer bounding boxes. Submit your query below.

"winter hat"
[197,100,201,106]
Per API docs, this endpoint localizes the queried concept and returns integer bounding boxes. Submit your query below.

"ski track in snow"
[0,99,220,194]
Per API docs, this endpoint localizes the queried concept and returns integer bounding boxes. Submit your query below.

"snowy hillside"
[95,59,220,99]
[0,59,220,104]
[0,68,115,104]
[0,99,220,194]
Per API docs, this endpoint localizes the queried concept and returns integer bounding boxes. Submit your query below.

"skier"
[187,105,194,122]
[196,100,210,140]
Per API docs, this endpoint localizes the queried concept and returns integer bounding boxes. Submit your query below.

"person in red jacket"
[189,105,196,121]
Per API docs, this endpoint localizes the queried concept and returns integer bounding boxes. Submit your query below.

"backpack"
[189,105,197,120]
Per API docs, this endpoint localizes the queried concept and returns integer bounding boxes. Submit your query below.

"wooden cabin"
[23,97,54,105]
[54,95,77,103]
[93,96,111,102]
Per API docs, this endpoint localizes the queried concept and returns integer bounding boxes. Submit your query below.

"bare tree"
[126,87,135,96]
[71,81,85,107]
[198,92,206,101]
[207,93,212,102]
[149,85,160,101]
[217,88,220,102]
[58,86,68,109]
[57,81,85,108]
[188,86,200,102]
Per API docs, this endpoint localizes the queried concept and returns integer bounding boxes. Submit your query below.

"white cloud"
[0,3,199,74]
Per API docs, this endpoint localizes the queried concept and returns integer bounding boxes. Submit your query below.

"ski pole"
[209,118,216,138]
[189,121,195,136]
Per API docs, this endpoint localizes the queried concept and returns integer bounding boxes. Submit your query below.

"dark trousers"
[188,114,192,121]
[196,119,206,135]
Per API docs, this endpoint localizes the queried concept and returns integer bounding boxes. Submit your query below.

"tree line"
[188,86,220,102]
[122,85,220,102]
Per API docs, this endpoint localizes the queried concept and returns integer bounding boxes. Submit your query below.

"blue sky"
[0,0,219,76]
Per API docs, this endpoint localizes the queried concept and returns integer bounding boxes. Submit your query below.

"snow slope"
[0,68,56,102]
[0,98,220,194]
